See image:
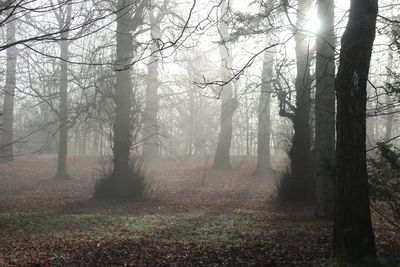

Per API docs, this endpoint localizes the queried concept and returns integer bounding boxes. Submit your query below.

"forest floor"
[0,155,399,266]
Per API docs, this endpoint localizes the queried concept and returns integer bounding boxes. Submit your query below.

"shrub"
[275,168,314,202]
[368,142,400,220]
[94,156,146,200]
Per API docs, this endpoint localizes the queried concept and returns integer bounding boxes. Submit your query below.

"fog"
[0,0,399,265]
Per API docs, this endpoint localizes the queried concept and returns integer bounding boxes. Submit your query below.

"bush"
[275,168,314,202]
[368,142,400,220]
[94,156,146,200]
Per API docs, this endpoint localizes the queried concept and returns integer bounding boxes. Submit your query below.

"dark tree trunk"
[254,42,275,176]
[287,0,312,199]
[112,0,145,180]
[213,0,235,170]
[314,0,335,218]
[333,0,378,260]
[0,18,17,162]
[94,1,145,200]
[113,0,135,178]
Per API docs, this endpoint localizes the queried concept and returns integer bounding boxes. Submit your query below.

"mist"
[0,0,399,265]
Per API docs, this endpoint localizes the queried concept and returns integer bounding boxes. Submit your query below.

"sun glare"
[304,15,321,34]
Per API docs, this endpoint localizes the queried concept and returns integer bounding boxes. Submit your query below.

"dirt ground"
[0,155,398,266]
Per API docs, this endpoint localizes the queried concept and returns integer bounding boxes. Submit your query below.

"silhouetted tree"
[94,0,147,199]
[314,0,335,218]
[277,0,313,201]
[333,0,378,260]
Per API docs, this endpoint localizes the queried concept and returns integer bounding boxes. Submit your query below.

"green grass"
[0,208,273,244]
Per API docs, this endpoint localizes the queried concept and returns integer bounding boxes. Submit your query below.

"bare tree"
[254,37,275,176]
[277,0,313,201]
[213,0,237,170]
[54,1,72,180]
[95,0,147,199]
[314,0,335,218]
[333,0,378,260]
[384,48,394,140]
[142,0,167,161]
[0,15,17,162]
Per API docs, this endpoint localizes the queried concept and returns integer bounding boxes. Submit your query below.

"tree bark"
[113,0,135,177]
[333,0,378,260]
[92,127,99,154]
[112,0,144,178]
[142,6,163,161]
[384,49,393,140]
[254,40,275,176]
[55,38,71,179]
[314,0,335,218]
[213,0,235,170]
[287,0,312,199]
[54,3,72,180]
[0,18,17,162]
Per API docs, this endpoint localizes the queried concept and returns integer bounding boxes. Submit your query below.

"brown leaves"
[0,155,399,266]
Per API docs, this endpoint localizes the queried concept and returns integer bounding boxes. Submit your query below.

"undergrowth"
[94,156,146,200]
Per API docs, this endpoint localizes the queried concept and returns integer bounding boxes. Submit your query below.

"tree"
[384,48,394,140]
[54,1,72,180]
[93,0,147,199]
[290,0,312,197]
[213,0,236,170]
[278,0,313,201]
[142,1,167,161]
[0,0,96,51]
[254,38,275,176]
[113,0,144,177]
[333,0,378,260]
[314,0,335,218]
[0,16,17,162]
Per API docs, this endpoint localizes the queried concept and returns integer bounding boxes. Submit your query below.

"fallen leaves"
[0,155,399,266]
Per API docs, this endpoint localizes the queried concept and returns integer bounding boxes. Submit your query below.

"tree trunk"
[81,128,87,155]
[0,18,17,162]
[333,0,378,260]
[55,38,71,179]
[213,0,235,170]
[54,2,72,179]
[384,49,393,140]
[92,127,99,154]
[314,0,335,218]
[254,40,275,176]
[142,7,163,161]
[54,4,73,180]
[74,128,79,155]
[188,85,195,156]
[288,0,312,199]
[113,0,135,178]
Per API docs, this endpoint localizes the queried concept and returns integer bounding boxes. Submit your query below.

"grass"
[0,208,281,244]
[0,155,398,266]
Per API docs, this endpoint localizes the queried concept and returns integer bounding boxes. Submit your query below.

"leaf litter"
[0,155,398,266]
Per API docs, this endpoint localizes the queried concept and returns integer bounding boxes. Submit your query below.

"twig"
[370,202,400,232]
